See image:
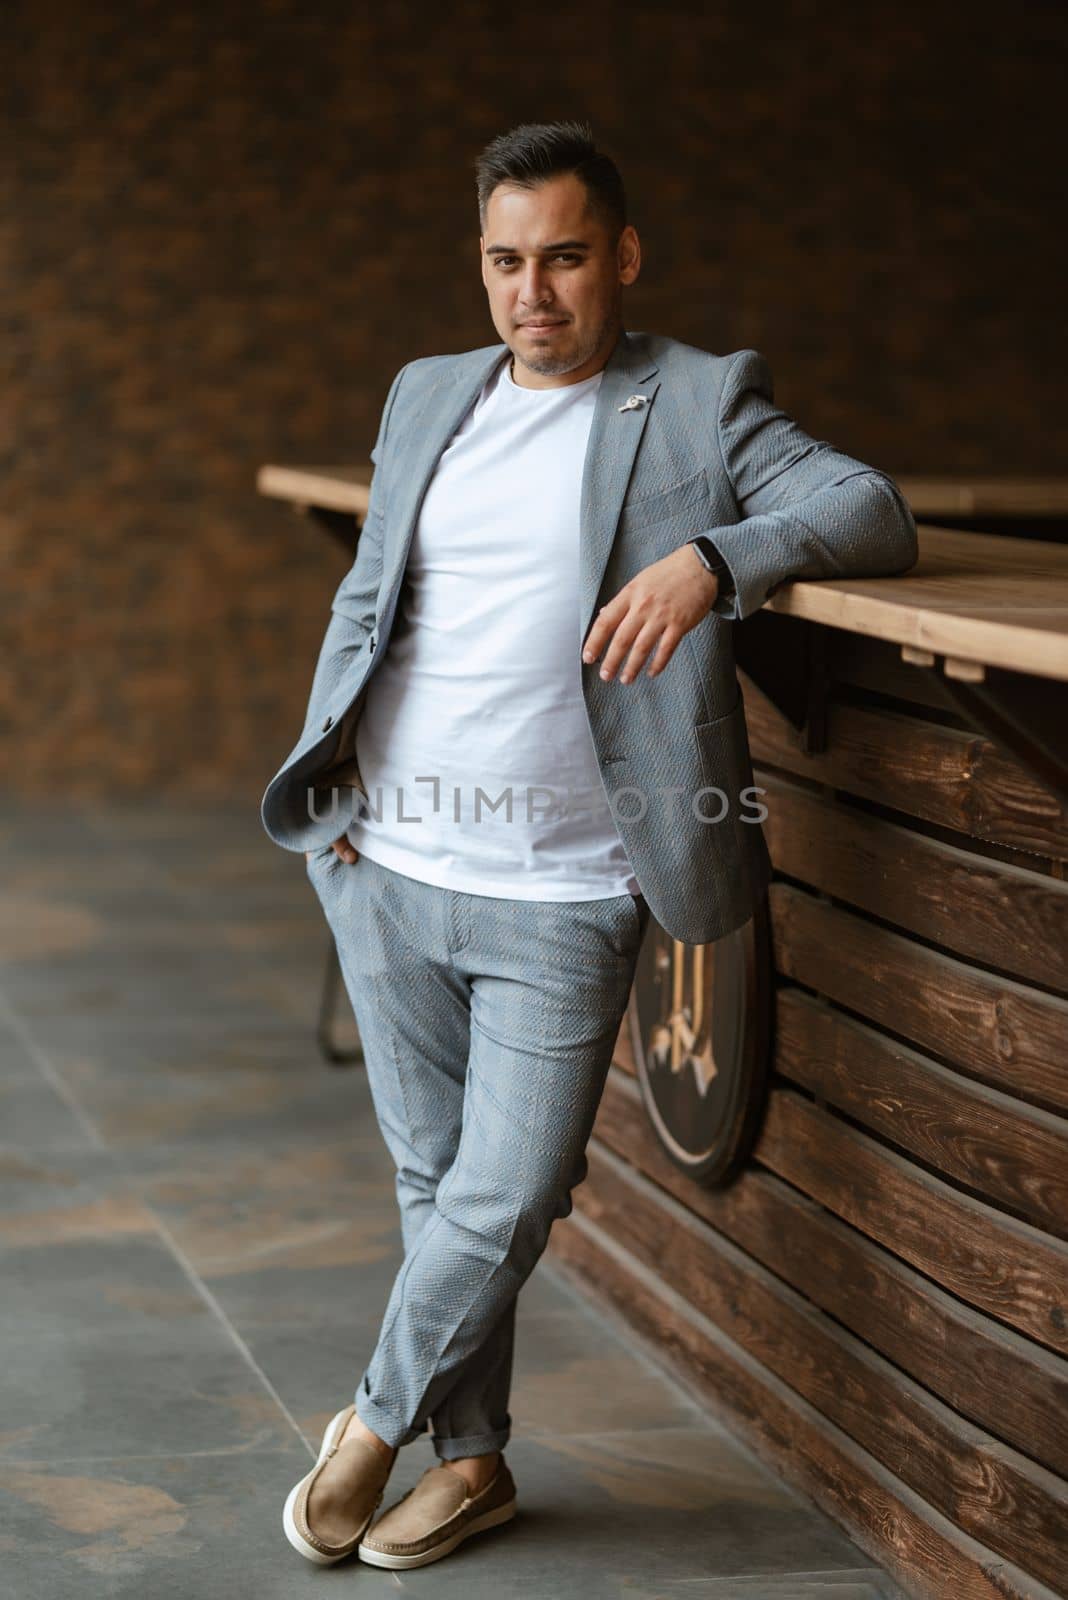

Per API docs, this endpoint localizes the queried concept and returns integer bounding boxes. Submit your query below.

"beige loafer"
[282,1404,394,1565]
[358,1456,517,1569]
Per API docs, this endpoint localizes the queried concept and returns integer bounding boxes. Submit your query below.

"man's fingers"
[643,628,680,678]
[617,623,675,682]
[587,619,681,684]
[596,625,640,680]
[307,838,359,865]
[617,626,665,682]
[600,616,663,682]
[582,598,627,663]
[583,549,717,680]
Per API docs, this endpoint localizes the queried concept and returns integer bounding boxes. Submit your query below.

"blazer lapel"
[375,344,509,635]
[578,329,661,642]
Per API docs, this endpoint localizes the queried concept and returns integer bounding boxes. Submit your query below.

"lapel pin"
[618,393,648,412]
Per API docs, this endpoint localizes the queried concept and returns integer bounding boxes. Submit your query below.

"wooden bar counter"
[562,493,1068,1600]
[260,464,1068,1600]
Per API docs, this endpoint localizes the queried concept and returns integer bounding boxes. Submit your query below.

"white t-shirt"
[344,352,640,901]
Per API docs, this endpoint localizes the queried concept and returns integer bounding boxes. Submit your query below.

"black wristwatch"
[689,536,737,609]
[689,536,723,574]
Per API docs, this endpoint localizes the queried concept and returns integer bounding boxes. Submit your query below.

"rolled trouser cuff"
[432,1425,511,1460]
[354,1382,428,1449]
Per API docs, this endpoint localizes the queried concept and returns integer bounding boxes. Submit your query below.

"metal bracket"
[911,656,1068,806]
[735,611,1067,804]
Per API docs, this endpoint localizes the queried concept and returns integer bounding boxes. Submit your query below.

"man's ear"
[619,224,641,286]
[479,236,488,290]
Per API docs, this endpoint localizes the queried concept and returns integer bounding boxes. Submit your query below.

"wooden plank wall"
[547,628,1068,1600]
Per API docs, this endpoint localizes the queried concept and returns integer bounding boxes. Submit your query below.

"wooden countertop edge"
[896,476,1068,516]
[257,467,1068,681]
[767,581,1068,681]
[767,523,1068,680]
[257,463,371,514]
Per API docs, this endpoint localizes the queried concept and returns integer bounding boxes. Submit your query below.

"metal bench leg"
[315,935,365,1067]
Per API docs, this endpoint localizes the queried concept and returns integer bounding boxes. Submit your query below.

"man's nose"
[517,265,554,305]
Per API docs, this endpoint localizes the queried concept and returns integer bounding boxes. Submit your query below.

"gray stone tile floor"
[0,802,907,1597]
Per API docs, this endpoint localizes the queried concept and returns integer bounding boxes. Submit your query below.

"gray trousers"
[305,846,650,1460]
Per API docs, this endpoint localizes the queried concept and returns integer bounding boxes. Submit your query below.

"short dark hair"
[474,120,627,238]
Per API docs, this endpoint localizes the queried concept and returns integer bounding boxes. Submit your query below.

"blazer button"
[321,715,333,731]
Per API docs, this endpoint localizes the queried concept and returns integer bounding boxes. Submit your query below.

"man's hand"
[304,835,360,863]
[581,544,720,682]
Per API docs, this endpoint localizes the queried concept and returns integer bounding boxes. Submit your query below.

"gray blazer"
[260,328,918,944]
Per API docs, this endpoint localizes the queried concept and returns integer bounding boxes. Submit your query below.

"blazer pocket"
[619,466,709,531]
[692,690,751,816]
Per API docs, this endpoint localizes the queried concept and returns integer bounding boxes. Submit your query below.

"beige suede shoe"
[282,1404,395,1565]
[358,1457,517,1569]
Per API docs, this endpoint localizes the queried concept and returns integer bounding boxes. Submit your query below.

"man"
[265,121,918,1570]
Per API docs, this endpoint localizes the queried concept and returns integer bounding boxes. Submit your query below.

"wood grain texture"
[775,989,1068,1236]
[548,1212,1065,1600]
[764,527,1068,680]
[571,1139,1068,1593]
[742,673,1068,863]
[755,1089,1068,1354]
[760,775,1068,991]
[593,1068,1068,1480]
[770,884,1068,1112]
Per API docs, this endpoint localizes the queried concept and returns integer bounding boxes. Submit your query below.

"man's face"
[479,172,640,387]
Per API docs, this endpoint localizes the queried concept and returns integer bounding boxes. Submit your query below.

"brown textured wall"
[4,0,1065,801]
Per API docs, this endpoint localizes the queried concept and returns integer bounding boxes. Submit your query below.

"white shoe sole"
[357,1497,517,1569]
[282,1406,373,1565]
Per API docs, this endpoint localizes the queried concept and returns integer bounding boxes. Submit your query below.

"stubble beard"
[513,304,621,378]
